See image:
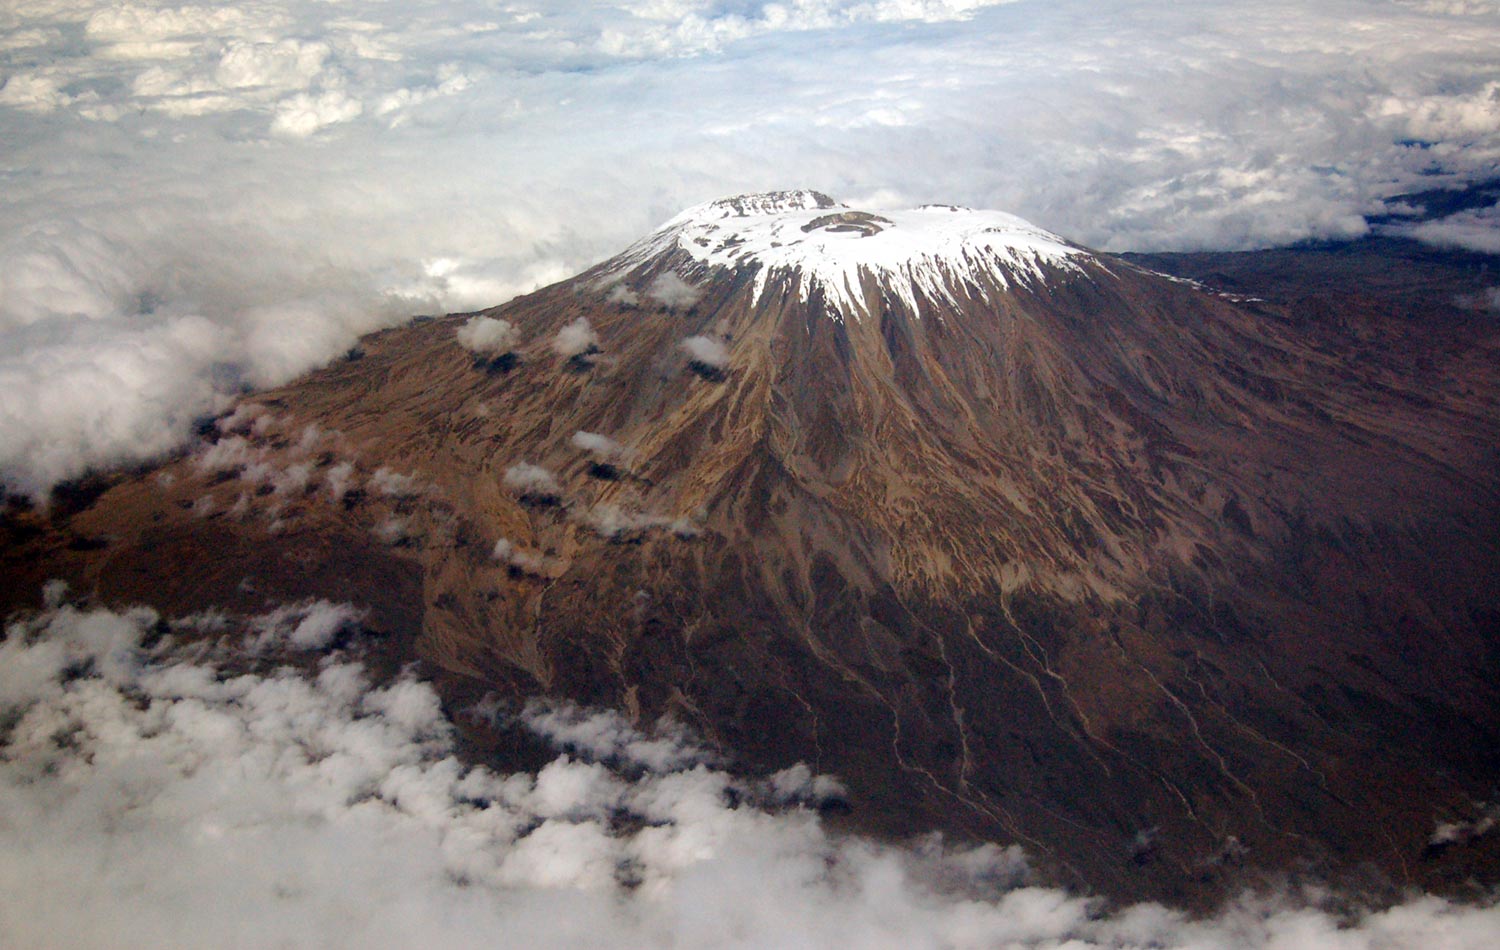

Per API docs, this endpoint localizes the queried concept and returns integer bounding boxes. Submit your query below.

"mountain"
[5,190,1500,906]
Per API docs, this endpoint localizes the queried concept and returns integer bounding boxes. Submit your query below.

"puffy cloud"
[0,315,228,496]
[606,284,640,305]
[577,502,698,540]
[521,700,710,773]
[1430,802,1500,848]
[503,462,563,502]
[767,761,850,807]
[372,515,411,545]
[646,271,701,308]
[82,4,257,44]
[369,466,421,498]
[215,401,271,435]
[271,89,363,137]
[570,430,624,461]
[456,315,519,355]
[0,73,71,112]
[4,598,1500,949]
[1388,202,1500,254]
[598,0,1017,58]
[249,599,364,651]
[552,317,600,359]
[680,334,729,370]
[325,459,356,500]
[215,39,331,91]
[492,537,560,577]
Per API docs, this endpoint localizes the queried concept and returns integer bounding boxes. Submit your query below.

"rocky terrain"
[5,191,1499,907]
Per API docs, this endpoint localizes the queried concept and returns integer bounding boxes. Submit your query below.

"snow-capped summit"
[621,190,1094,319]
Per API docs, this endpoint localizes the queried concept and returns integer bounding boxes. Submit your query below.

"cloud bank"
[2,1,1499,492]
[3,598,1499,949]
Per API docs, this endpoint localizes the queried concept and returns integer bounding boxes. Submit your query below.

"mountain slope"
[6,191,1500,905]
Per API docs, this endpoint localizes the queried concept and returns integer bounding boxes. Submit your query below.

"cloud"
[372,515,411,545]
[271,89,363,137]
[646,271,701,308]
[552,317,600,360]
[1387,201,1500,254]
[570,430,625,461]
[492,537,559,577]
[606,284,640,305]
[249,599,364,651]
[520,699,710,773]
[456,315,519,355]
[369,466,421,498]
[503,462,563,502]
[325,459,356,500]
[2,0,1500,497]
[680,334,729,370]
[0,73,71,112]
[4,598,1500,949]
[598,0,1018,58]
[1430,802,1500,848]
[577,502,698,540]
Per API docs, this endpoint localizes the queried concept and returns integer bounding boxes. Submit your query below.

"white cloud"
[503,461,563,501]
[271,89,363,137]
[215,39,331,91]
[325,459,356,500]
[577,502,697,540]
[570,430,624,460]
[598,0,1017,58]
[1379,81,1500,142]
[552,317,600,359]
[372,515,411,544]
[646,271,701,308]
[456,315,519,355]
[83,4,258,44]
[250,599,364,650]
[680,334,729,370]
[606,283,640,305]
[370,466,421,497]
[0,73,71,112]
[0,315,228,495]
[1387,201,1500,254]
[3,599,1500,949]
[492,537,559,577]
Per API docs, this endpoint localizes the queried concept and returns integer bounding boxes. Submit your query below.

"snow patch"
[618,190,1093,320]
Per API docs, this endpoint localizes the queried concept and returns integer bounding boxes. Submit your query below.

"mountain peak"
[619,191,1095,320]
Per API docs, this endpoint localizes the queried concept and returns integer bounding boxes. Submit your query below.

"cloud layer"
[2,1,1499,491]
[3,597,1499,949]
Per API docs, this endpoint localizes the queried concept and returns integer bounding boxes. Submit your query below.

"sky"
[3,594,1499,949]
[1,0,1499,493]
